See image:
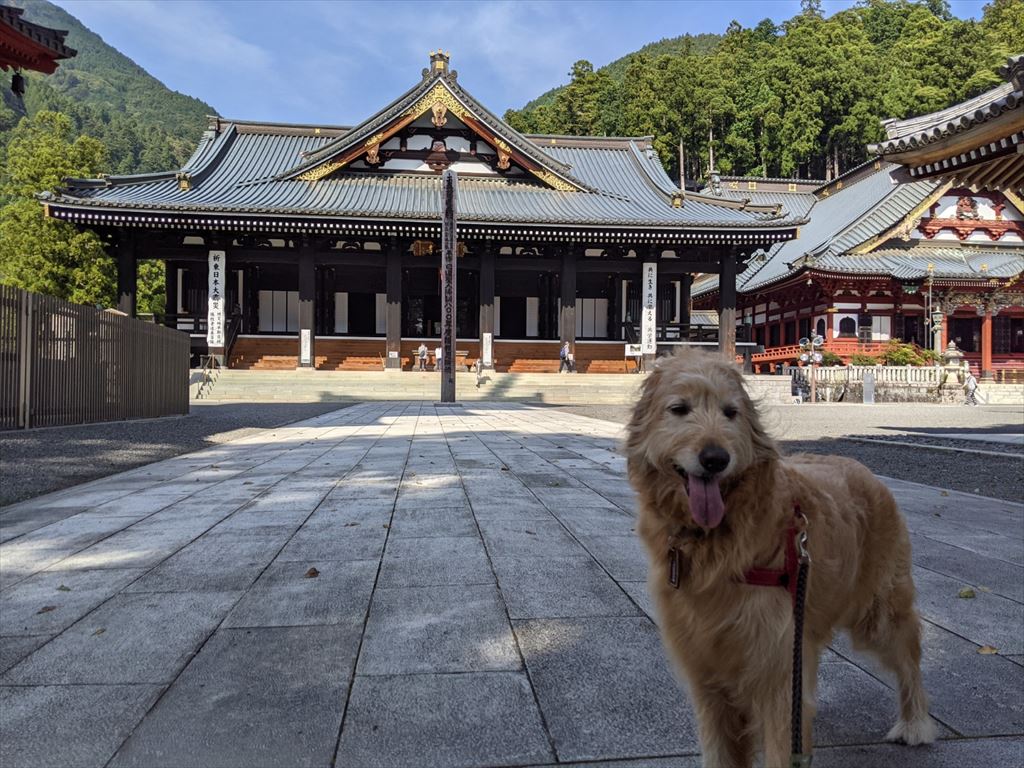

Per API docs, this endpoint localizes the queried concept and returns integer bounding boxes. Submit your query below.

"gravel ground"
[0,402,352,507]
[558,403,1024,503]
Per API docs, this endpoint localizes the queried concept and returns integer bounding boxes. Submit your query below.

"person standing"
[559,341,572,373]
[435,345,443,372]
[964,369,979,406]
[417,342,428,371]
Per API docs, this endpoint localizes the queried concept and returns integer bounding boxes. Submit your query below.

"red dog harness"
[741,504,808,604]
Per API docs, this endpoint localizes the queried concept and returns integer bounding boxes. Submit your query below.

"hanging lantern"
[11,71,26,97]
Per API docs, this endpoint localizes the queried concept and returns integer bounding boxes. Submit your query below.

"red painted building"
[695,57,1024,379]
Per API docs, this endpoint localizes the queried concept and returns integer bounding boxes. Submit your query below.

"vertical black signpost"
[440,170,457,403]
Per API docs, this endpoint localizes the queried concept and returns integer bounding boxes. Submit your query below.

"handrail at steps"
[196,354,221,399]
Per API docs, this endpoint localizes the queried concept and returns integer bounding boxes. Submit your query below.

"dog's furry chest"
[655,580,794,680]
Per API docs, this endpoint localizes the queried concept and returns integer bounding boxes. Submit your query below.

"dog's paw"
[885,715,937,746]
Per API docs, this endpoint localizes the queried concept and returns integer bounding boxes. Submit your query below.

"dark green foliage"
[522,33,721,111]
[0,0,216,311]
[506,0,1020,182]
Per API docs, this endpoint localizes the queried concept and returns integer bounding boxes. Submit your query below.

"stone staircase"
[198,370,798,406]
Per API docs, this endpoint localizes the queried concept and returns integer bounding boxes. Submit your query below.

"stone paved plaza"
[1,403,1021,768]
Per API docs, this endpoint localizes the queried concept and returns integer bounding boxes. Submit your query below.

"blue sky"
[58,0,988,126]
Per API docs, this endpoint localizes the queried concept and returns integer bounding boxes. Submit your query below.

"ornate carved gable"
[291,56,583,192]
[918,188,1024,241]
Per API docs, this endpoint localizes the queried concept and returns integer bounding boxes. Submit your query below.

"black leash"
[789,527,812,768]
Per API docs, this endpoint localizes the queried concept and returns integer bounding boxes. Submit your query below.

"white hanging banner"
[207,250,226,348]
[641,262,657,354]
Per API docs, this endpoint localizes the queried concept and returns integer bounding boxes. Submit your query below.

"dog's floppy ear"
[625,362,663,460]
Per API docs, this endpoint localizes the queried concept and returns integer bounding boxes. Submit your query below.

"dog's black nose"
[698,445,730,475]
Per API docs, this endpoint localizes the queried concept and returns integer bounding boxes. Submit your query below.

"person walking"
[964,369,979,406]
[559,341,573,373]
[417,342,428,371]
[434,345,443,372]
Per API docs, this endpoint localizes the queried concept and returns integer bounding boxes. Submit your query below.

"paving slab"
[389,505,478,538]
[515,617,697,762]
[0,684,164,768]
[0,567,145,636]
[110,625,360,768]
[813,736,1024,767]
[336,672,553,768]
[358,584,519,675]
[223,558,378,628]
[2,590,239,684]
[477,519,588,558]
[0,635,50,676]
[379,535,493,588]
[493,555,641,619]
[123,529,292,593]
[0,402,1020,767]
[912,565,1024,654]
[832,619,1024,736]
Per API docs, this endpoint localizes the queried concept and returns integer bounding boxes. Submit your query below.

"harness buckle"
[795,511,811,565]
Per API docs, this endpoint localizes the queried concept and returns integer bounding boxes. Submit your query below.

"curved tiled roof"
[693,163,944,296]
[49,122,805,231]
[813,246,1024,280]
[870,55,1024,155]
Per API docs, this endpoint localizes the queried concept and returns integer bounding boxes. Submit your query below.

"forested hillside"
[523,33,721,110]
[506,0,1024,182]
[0,0,219,313]
[0,0,215,174]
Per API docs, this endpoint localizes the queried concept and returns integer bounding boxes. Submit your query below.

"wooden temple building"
[41,52,803,373]
[695,55,1024,380]
[1,5,75,75]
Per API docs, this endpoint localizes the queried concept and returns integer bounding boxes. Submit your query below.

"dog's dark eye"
[723,405,738,420]
[669,402,691,416]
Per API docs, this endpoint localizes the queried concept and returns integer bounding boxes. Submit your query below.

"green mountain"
[507,1,1018,182]
[523,33,720,110]
[1,0,217,173]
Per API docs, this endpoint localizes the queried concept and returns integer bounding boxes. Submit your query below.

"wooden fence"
[0,286,190,430]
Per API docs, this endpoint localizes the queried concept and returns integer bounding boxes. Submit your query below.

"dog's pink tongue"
[689,476,726,529]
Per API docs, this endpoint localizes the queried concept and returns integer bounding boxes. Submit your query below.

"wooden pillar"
[825,307,834,344]
[116,231,137,317]
[478,244,495,369]
[560,246,577,349]
[981,308,993,381]
[385,239,402,369]
[680,273,692,326]
[164,260,177,328]
[297,244,316,368]
[718,250,737,360]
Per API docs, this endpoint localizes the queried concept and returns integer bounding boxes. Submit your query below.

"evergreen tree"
[0,112,114,307]
[505,0,1014,183]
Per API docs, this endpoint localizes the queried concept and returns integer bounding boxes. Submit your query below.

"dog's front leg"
[690,682,753,768]
[759,680,818,767]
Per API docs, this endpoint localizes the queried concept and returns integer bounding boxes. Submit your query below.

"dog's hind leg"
[690,682,754,768]
[852,590,936,745]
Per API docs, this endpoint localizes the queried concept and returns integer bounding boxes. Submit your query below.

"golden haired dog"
[625,350,935,768]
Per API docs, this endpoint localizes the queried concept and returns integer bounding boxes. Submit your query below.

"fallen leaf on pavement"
[36,605,57,614]
[958,587,976,599]
[92,628,105,637]
[56,585,71,592]
[344,522,359,527]
[304,567,320,578]
[977,645,999,655]
[940,491,949,497]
